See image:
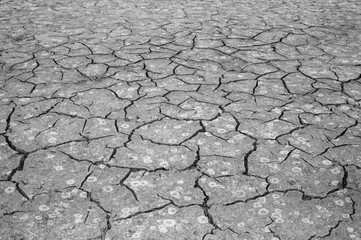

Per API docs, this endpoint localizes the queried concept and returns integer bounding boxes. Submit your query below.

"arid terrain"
[1,0,361,239]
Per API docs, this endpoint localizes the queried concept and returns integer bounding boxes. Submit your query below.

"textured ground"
[1,0,361,239]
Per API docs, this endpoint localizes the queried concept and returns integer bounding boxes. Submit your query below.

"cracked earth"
[1,0,361,239]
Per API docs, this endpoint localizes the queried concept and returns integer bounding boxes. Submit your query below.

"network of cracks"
[1,0,361,239]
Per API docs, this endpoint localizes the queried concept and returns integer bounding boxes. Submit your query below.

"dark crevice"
[242,140,258,175]
[113,203,171,222]
[194,175,221,230]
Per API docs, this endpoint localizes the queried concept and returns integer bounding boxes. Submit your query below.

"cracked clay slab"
[1,0,361,239]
